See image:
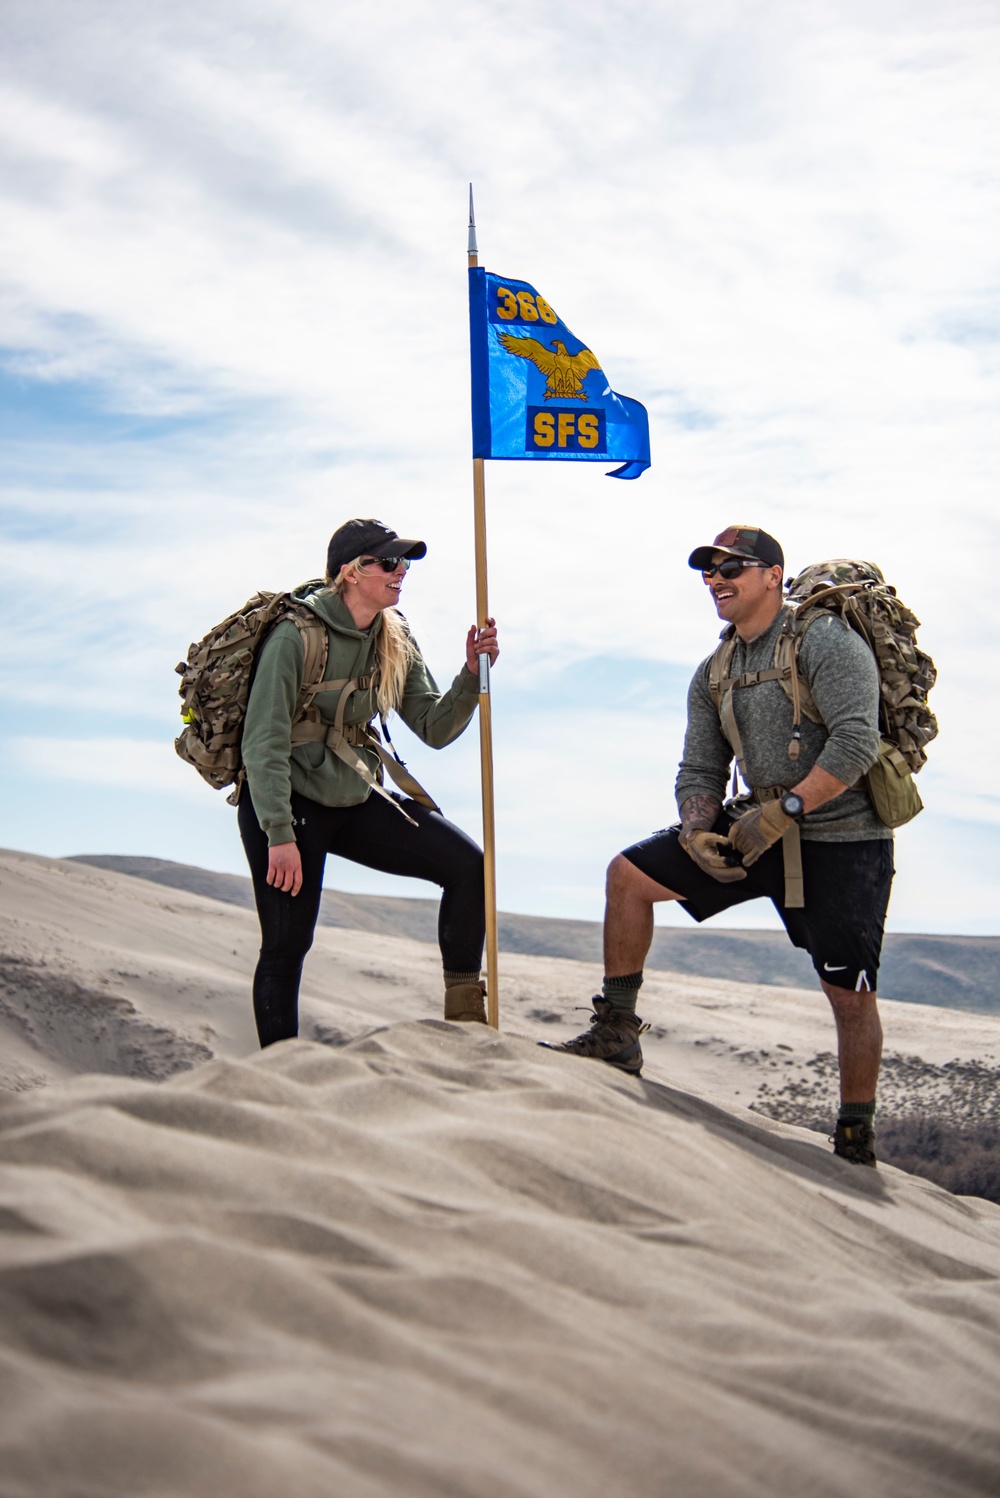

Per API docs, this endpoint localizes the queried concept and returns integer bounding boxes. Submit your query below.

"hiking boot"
[542,997,645,1077]
[833,1119,877,1168]
[444,982,488,1024]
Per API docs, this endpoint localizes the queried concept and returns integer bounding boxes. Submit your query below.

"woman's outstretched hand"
[466,618,499,675]
[267,842,303,896]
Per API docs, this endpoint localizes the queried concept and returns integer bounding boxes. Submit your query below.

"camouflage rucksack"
[174,584,330,804]
[709,559,937,829]
[174,581,439,821]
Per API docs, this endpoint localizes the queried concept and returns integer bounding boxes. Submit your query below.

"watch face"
[783,793,805,817]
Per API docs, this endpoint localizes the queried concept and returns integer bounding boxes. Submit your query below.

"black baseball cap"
[688,525,784,572]
[327,519,427,578]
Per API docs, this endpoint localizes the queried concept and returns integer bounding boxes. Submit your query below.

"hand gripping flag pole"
[467,187,501,1030]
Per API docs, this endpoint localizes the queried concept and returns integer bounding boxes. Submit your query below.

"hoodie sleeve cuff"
[266,822,297,848]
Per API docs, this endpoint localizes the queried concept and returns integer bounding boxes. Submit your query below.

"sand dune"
[2,848,1000,1495]
[2,1027,1000,1496]
[3,850,999,1132]
[69,853,1000,1014]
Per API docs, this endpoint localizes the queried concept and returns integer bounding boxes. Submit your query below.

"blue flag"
[469,268,650,480]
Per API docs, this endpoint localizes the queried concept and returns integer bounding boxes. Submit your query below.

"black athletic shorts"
[622,815,894,992]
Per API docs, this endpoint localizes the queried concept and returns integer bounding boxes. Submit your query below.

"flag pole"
[467,184,500,1030]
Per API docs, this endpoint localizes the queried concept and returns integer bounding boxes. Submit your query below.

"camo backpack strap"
[226,602,333,806]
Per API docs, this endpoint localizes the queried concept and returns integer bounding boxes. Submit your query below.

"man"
[554,525,892,1167]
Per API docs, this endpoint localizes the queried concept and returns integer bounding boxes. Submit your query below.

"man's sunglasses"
[358,556,411,573]
[701,557,768,581]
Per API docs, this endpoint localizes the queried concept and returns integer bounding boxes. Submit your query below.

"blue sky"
[2,0,999,933]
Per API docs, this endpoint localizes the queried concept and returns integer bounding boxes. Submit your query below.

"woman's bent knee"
[445,837,484,890]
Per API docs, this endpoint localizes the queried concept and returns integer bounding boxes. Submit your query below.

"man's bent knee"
[606,853,682,905]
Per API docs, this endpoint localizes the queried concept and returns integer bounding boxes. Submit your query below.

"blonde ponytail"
[328,560,416,717]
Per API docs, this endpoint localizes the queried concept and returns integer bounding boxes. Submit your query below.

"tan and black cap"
[687,525,784,572]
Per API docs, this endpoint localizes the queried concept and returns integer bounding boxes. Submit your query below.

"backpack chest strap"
[719,665,791,691]
[298,673,373,715]
[310,673,373,692]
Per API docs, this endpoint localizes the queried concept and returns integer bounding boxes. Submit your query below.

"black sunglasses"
[701,557,767,580]
[358,556,411,573]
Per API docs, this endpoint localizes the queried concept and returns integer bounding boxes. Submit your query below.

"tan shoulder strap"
[708,631,738,711]
[772,613,823,761]
[283,608,332,723]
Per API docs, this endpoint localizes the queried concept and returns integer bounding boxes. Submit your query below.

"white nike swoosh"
[823,963,848,972]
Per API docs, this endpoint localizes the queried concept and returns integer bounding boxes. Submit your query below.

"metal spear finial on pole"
[468,183,478,261]
[467,184,499,1029]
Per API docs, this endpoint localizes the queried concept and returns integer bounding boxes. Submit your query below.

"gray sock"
[602,971,643,1013]
[444,970,482,988]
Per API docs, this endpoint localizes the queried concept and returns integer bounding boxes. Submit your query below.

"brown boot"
[542,997,645,1076]
[444,981,488,1024]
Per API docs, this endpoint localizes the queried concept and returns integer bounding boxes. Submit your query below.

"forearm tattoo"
[680,793,722,832]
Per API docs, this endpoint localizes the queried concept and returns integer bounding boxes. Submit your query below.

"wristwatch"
[780,792,805,819]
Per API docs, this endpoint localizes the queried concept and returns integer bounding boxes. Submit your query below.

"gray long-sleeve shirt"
[675,605,889,841]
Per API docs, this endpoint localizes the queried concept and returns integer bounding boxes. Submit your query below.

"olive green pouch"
[864,739,923,829]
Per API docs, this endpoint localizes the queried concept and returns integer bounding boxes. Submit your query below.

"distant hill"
[69,854,1000,1014]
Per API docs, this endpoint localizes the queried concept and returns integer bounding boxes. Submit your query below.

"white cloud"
[5,736,207,799]
[1,0,998,930]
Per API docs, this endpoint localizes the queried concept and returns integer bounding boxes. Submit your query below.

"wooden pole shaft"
[468,191,499,1028]
[473,457,489,622]
[478,696,500,1030]
[472,455,500,1028]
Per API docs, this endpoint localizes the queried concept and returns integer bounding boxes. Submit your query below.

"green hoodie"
[242,585,480,846]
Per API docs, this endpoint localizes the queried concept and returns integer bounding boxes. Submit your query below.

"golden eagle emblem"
[497,334,602,401]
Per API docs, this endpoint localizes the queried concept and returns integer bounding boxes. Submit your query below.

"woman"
[238,517,499,1046]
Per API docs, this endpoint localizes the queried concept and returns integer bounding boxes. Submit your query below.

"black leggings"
[238,788,486,1047]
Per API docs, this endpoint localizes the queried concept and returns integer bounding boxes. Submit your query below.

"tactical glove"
[727,800,794,867]
[679,828,747,883]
